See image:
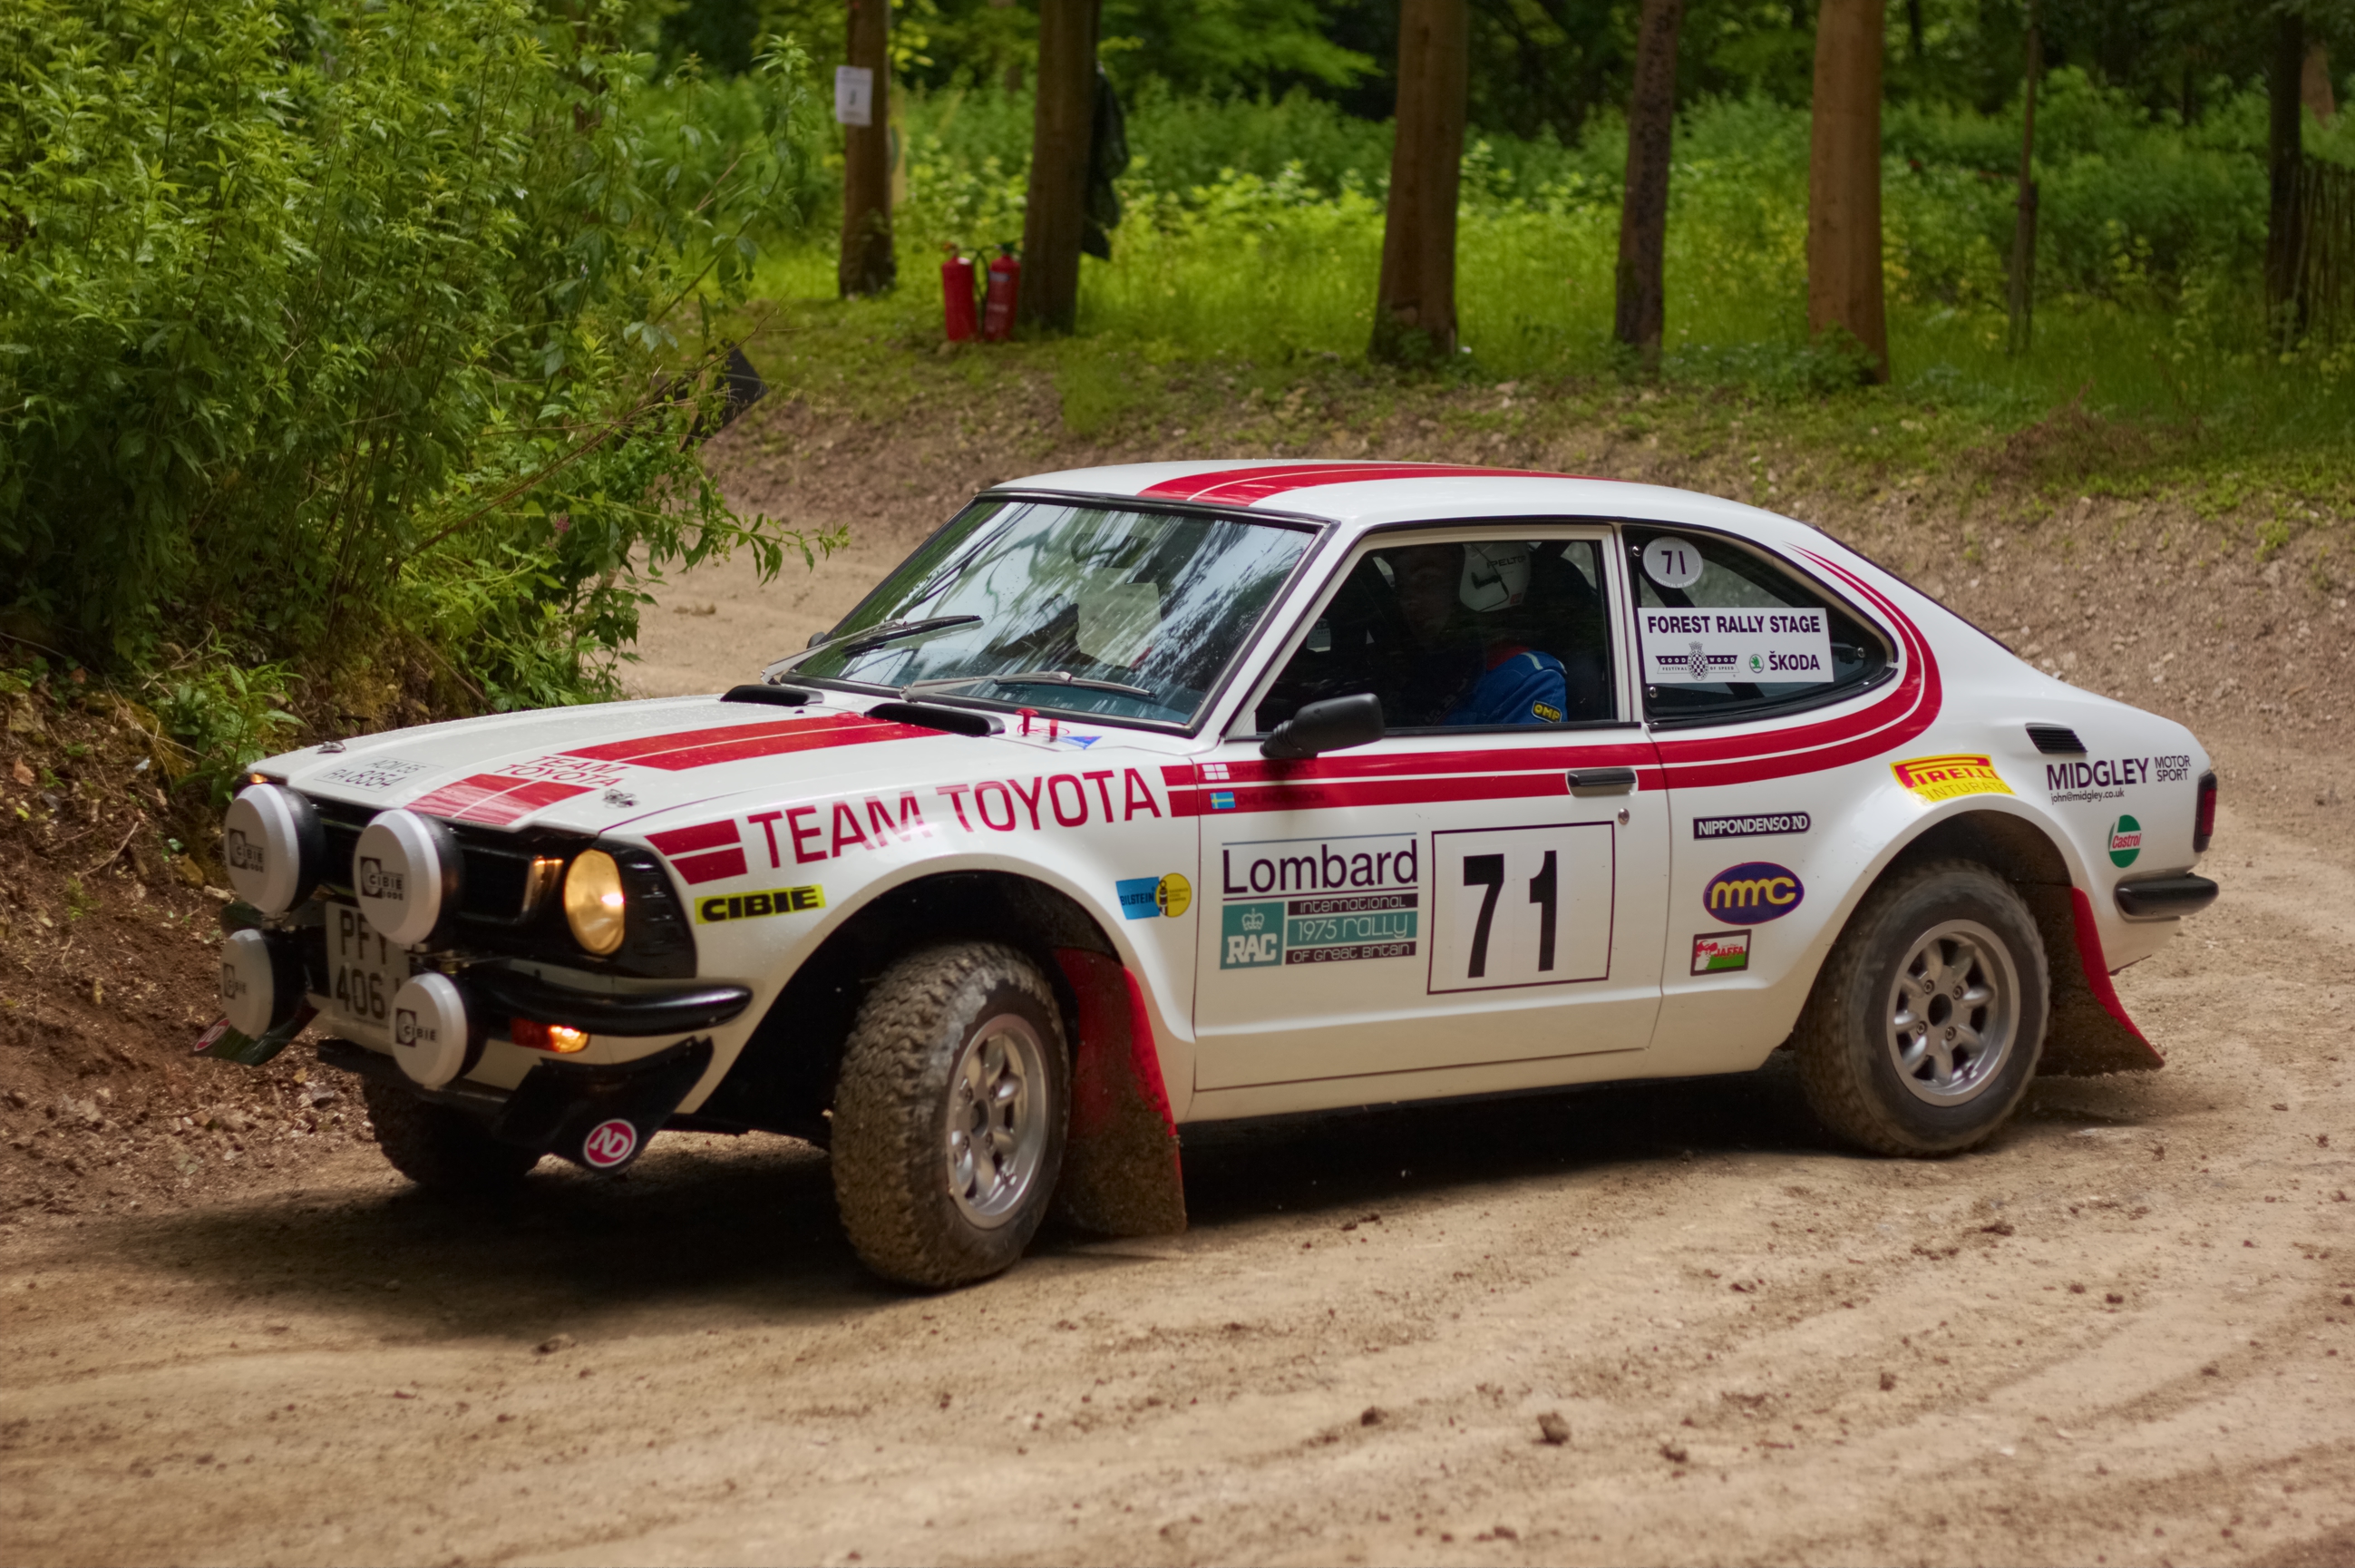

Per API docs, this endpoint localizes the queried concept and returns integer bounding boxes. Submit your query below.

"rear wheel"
[832,942,1068,1288]
[1794,860,2048,1155]
[361,1076,540,1193]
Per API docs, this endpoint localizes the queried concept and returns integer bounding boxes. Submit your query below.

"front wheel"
[831,942,1069,1287]
[361,1076,541,1193]
[1793,860,2048,1155]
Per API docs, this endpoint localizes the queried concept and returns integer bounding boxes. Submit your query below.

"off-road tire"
[1794,860,2048,1156]
[832,942,1069,1288]
[361,1077,540,1193]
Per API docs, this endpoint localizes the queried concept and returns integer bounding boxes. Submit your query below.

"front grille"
[304,795,695,978]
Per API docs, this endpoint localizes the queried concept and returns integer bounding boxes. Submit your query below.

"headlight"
[563,850,628,955]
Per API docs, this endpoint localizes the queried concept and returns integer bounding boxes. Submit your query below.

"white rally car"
[205,462,2219,1286]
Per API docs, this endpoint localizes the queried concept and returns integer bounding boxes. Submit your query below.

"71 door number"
[1428,823,1615,994]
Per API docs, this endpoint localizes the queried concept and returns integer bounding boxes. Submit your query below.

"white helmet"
[1459,541,1531,612]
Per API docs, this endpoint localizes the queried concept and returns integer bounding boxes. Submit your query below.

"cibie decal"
[695,885,824,924]
[1218,833,1419,969]
[2107,815,2143,869]
[1692,811,1810,841]
[580,1118,638,1169]
[224,828,265,873]
[1690,930,1751,975]
[1891,754,2013,803]
[1702,862,1804,923]
[1116,873,1193,920]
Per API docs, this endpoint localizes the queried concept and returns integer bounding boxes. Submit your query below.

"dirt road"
[8,401,2355,1564]
[5,798,2351,1566]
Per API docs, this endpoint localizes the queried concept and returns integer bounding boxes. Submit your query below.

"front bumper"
[323,1035,714,1173]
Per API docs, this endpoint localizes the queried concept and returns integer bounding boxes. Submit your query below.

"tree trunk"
[837,0,894,297]
[2305,42,2336,122]
[1019,0,1099,333]
[2006,0,2041,356]
[1613,0,1683,368]
[1370,0,1469,365]
[2268,10,2306,341]
[1805,0,1888,382]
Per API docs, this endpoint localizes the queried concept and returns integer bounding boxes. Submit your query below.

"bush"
[0,0,825,706]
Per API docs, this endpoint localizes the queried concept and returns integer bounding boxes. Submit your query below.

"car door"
[1188,524,1669,1095]
[1625,524,1910,1065]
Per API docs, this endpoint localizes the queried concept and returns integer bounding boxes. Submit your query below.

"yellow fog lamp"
[562,849,628,956]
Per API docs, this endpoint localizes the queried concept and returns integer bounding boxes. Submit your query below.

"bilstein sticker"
[1891,754,2013,803]
[1702,862,1804,923]
[695,885,824,923]
[1116,873,1193,920]
[1690,930,1751,974]
[2107,814,2143,868]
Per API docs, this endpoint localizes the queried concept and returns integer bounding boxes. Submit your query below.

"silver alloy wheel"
[944,1012,1050,1228]
[1883,919,2019,1106]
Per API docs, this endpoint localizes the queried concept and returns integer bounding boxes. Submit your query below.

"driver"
[1387,541,1568,727]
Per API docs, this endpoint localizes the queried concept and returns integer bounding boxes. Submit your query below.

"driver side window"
[1257,535,1618,733]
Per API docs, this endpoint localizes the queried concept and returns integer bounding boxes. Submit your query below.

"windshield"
[791,500,1317,726]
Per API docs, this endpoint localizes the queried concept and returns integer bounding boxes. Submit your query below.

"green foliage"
[1,0,825,708]
[151,663,298,808]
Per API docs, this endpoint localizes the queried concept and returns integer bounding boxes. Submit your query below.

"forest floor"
[3,344,2352,1566]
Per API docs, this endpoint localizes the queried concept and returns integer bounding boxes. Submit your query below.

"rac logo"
[1703,862,1805,923]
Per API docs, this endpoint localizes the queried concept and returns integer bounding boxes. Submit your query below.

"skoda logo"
[359,855,404,901]
[1703,862,1805,923]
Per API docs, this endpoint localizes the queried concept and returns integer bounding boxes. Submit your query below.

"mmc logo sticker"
[1703,862,1805,923]
[696,885,824,924]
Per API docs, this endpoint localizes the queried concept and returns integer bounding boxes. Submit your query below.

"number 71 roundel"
[1428,824,1615,993]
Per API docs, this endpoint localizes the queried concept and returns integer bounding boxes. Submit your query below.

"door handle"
[1565,767,1638,796]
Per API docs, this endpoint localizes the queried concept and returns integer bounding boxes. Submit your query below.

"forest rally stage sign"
[1638,607,1834,684]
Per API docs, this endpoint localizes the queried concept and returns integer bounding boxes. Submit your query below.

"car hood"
[262,694,1182,837]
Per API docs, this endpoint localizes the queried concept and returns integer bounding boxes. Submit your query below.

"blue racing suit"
[1445,645,1568,726]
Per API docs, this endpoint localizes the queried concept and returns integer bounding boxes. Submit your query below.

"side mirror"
[1260,693,1385,760]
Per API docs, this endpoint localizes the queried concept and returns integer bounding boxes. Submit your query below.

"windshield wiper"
[775,615,984,670]
[901,669,1156,701]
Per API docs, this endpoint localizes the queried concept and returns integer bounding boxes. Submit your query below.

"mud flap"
[491,1037,714,1174]
[192,1005,318,1067]
[1049,949,1186,1236]
[2021,886,2165,1076]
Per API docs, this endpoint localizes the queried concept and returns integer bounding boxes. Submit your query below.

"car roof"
[993,460,1825,547]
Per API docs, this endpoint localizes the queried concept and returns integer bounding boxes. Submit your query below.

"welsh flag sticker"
[2107,814,2143,868]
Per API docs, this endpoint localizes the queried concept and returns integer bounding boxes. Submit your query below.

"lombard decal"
[1218,834,1419,969]
[1640,607,1834,686]
[1891,754,2013,803]
[1702,862,1804,923]
[1116,873,1192,920]
[695,885,825,924]
[1691,930,1751,975]
[1692,811,1811,841]
[2107,814,2143,868]
[316,757,432,793]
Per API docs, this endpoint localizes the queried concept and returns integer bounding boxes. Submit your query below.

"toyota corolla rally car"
[201,461,2220,1286]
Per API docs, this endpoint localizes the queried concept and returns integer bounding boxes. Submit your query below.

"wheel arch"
[1857,807,2160,1076]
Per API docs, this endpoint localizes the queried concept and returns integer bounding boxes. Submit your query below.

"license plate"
[326,904,409,1043]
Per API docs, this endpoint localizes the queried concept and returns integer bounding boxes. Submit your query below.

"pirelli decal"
[695,885,825,924]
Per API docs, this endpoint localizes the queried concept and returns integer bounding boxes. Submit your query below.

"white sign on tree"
[833,65,875,127]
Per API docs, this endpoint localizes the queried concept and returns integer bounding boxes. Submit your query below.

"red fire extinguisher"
[940,247,978,343]
[981,244,1020,343]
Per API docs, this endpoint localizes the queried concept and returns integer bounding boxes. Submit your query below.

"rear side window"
[1626,528,1891,726]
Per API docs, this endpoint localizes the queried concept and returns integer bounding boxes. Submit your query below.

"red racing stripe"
[1140,463,1595,506]
[407,774,592,825]
[646,819,741,856]
[563,713,935,772]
